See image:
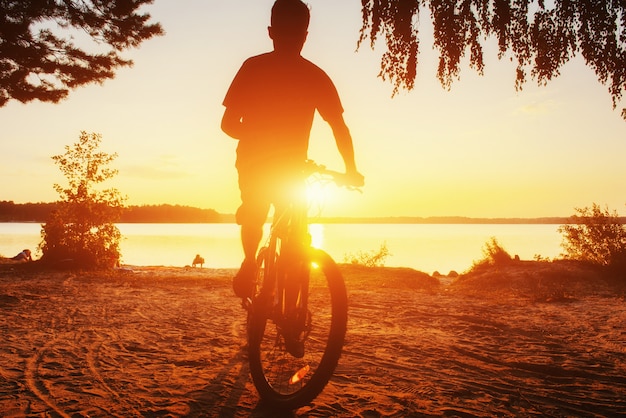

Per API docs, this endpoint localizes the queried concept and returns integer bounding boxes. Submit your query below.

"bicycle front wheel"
[247,248,348,410]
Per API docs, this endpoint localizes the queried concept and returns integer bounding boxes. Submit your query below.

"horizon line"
[4,201,626,224]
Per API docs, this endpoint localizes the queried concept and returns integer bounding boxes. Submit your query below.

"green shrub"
[39,132,125,269]
[558,203,626,269]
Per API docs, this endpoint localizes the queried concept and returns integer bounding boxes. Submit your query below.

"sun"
[305,179,333,206]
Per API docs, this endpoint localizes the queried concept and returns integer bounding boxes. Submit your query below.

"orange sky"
[2,0,625,218]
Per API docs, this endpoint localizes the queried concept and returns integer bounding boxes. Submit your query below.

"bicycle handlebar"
[304,160,364,190]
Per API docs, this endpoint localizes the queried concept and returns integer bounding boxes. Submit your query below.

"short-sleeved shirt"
[223,52,344,173]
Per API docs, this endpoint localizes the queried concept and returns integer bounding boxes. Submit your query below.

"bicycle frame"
[258,191,312,354]
[256,161,357,319]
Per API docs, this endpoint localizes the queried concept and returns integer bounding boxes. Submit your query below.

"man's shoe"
[284,336,305,359]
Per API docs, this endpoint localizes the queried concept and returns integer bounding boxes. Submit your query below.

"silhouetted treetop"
[359,0,626,119]
[0,0,163,106]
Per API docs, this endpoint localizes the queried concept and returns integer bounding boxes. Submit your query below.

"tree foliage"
[558,203,626,268]
[0,0,163,106]
[40,131,125,269]
[359,0,626,119]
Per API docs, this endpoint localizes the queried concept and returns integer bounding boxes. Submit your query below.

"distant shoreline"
[307,216,572,225]
[3,201,624,224]
[0,217,581,225]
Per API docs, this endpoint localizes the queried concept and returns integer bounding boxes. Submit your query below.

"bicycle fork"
[275,245,312,358]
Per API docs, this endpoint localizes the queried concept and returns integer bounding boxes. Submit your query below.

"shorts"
[235,165,305,227]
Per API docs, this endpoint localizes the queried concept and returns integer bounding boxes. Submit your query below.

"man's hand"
[345,170,365,188]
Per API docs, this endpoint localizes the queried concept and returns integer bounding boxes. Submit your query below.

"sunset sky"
[2,0,625,219]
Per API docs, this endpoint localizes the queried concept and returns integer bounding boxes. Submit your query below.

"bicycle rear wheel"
[247,248,347,410]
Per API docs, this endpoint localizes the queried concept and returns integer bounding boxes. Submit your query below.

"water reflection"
[0,223,563,274]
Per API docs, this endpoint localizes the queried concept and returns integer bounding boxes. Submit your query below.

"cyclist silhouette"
[221,0,363,298]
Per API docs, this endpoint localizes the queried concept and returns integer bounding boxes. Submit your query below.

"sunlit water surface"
[0,223,563,274]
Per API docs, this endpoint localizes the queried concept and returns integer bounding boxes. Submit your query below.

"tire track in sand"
[83,330,143,417]
[24,336,71,418]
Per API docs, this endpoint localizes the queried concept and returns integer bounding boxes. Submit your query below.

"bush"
[39,132,125,269]
[469,237,513,272]
[558,203,626,269]
[343,242,390,267]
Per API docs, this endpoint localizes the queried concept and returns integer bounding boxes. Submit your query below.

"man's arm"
[327,114,364,186]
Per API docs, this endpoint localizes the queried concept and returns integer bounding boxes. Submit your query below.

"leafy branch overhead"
[359,0,626,119]
[0,0,163,106]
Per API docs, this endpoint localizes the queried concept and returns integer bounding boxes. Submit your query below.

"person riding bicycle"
[221,0,364,299]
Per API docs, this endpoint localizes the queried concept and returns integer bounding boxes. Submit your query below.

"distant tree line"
[0,201,223,223]
[320,216,575,224]
[122,204,222,223]
[0,201,57,222]
[3,200,624,225]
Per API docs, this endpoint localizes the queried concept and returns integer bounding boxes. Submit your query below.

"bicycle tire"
[247,247,347,410]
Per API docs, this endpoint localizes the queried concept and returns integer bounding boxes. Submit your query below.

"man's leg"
[233,222,263,299]
[241,223,263,264]
[233,196,268,298]
[233,166,271,299]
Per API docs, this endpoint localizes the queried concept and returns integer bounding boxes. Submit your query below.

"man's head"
[268,0,310,54]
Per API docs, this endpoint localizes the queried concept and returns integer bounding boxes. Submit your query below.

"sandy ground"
[0,261,625,417]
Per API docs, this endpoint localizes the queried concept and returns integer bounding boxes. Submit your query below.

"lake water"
[0,222,564,274]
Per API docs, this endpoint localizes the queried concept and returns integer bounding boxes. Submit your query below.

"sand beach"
[0,260,625,417]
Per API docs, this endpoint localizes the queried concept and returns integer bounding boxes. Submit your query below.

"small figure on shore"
[12,249,33,262]
[192,254,205,268]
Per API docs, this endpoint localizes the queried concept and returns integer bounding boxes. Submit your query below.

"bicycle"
[244,160,361,409]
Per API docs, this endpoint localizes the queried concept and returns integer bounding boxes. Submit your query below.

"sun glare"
[306,180,332,206]
[309,223,324,249]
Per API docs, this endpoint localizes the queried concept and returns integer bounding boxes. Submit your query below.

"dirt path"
[0,265,625,417]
